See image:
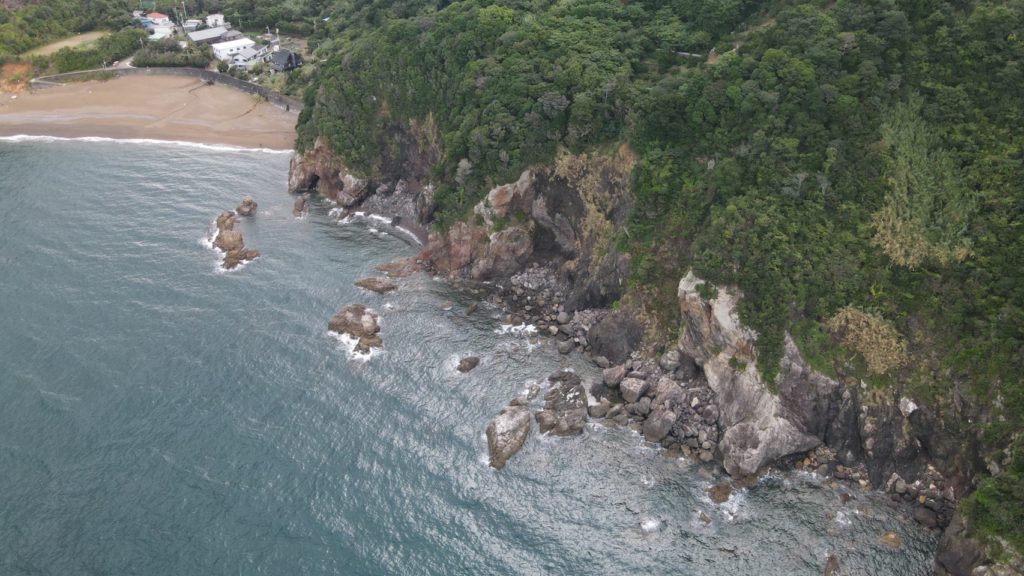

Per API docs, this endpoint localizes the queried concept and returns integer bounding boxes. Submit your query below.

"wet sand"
[0,75,297,150]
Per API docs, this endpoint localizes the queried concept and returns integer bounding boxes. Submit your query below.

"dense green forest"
[294,0,1024,553]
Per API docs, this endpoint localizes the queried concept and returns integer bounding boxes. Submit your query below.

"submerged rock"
[535,370,588,436]
[457,356,480,373]
[823,554,840,576]
[328,304,383,353]
[708,482,732,504]
[236,196,258,216]
[292,194,309,216]
[879,531,902,549]
[355,277,397,294]
[486,399,531,469]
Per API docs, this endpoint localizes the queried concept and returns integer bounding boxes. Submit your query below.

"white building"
[206,13,225,27]
[231,45,271,68]
[149,26,175,40]
[212,38,256,61]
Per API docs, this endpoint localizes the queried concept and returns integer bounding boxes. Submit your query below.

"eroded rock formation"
[327,304,383,353]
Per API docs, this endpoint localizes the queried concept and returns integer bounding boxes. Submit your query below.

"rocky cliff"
[288,138,1003,575]
[676,271,832,476]
[419,147,635,311]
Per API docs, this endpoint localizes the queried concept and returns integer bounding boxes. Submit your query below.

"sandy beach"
[0,75,298,150]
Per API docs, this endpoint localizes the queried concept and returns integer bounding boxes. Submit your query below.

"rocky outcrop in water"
[355,277,397,294]
[535,371,588,436]
[486,398,531,469]
[327,304,382,353]
[213,211,259,270]
[236,196,258,216]
[457,357,480,373]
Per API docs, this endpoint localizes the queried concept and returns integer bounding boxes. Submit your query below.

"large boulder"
[328,304,383,353]
[486,399,531,469]
[620,377,649,404]
[587,310,643,363]
[535,371,588,436]
[643,407,677,443]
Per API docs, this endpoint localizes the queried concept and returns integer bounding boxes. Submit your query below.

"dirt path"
[26,31,109,56]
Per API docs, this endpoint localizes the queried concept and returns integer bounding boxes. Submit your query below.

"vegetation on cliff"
[294,0,1023,552]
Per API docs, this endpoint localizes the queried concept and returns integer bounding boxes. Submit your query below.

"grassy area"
[25,31,109,56]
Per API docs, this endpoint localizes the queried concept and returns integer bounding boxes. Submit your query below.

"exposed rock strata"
[676,271,824,476]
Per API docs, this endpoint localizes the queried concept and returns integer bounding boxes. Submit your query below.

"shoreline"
[0,75,297,150]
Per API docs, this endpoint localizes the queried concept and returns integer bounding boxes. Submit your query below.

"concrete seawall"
[29,67,303,112]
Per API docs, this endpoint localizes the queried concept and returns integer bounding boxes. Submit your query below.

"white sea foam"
[495,323,538,336]
[327,331,380,362]
[336,211,423,245]
[0,134,292,154]
[640,517,663,534]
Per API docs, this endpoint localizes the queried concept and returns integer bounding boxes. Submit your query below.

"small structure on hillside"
[187,26,228,45]
[269,49,302,73]
[206,13,225,27]
[183,19,202,32]
[212,38,256,61]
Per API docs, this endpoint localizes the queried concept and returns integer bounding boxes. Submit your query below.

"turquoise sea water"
[0,138,937,575]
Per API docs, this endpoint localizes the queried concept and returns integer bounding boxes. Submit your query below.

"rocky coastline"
[287,141,1011,575]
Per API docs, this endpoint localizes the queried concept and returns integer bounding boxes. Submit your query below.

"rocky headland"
[288,140,1014,575]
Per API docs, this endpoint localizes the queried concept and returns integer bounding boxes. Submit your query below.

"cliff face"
[676,271,968,534]
[289,137,369,207]
[677,271,831,476]
[289,136,435,239]
[419,147,634,310]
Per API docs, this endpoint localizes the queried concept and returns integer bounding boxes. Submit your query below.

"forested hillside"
[0,0,133,56]
[296,0,1023,555]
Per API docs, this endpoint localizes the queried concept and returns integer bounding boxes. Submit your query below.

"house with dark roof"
[186,26,228,45]
[269,49,302,73]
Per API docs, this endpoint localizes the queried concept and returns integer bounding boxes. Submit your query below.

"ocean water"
[0,138,938,575]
